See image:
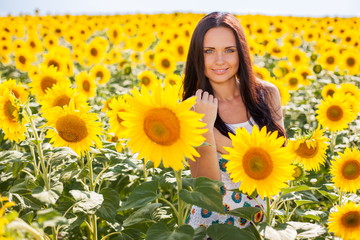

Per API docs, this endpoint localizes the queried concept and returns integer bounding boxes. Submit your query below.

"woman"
[182,12,285,229]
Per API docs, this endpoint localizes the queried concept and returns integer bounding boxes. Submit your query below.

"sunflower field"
[0,12,359,240]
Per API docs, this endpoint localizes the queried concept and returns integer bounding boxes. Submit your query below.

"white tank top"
[226,117,255,133]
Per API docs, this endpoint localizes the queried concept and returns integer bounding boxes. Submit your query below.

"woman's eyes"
[203,48,236,54]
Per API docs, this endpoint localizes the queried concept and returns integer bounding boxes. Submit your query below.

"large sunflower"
[328,202,360,240]
[330,147,360,193]
[288,128,329,171]
[119,85,206,171]
[0,89,28,143]
[223,126,294,199]
[316,94,356,132]
[42,101,103,156]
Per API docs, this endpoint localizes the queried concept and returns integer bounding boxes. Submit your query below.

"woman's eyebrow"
[203,46,237,48]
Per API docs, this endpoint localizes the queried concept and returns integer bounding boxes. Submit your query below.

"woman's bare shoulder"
[255,77,279,94]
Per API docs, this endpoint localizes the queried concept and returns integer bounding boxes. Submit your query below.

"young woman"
[182,12,285,229]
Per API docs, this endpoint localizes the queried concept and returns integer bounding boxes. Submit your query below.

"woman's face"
[203,27,239,86]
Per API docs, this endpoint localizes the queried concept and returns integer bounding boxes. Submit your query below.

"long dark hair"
[182,12,285,138]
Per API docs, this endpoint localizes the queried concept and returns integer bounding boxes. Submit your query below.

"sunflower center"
[326,105,343,121]
[341,211,360,228]
[48,60,60,69]
[341,160,360,180]
[56,115,88,143]
[295,141,318,158]
[117,112,124,124]
[41,76,57,92]
[113,30,118,38]
[141,77,151,86]
[91,47,98,57]
[289,77,298,86]
[54,95,71,107]
[326,56,335,64]
[327,89,335,97]
[178,46,184,55]
[11,90,20,99]
[4,100,17,122]
[143,108,180,146]
[161,59,170,69]
[96,71,104,79]
[82,80,90,92]
[294,55,301,62]
[19,55,26,64]
[346,57,355,67]
[243,148,273,180]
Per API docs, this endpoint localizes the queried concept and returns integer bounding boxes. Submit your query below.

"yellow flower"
[288,48,309,68]
[316,94,356,132]
[330,147,360,193]
[318,49,339,72]
[339,50,360,76]
[137,70,159,89]
[42,101,103,156]
[107,24,125,45]
[288,128,329,171]
[40,82,89,112]
[29,65,71,100]
[0,89,28,143]
[85,37,108,65]
[283,72,304,91]
[0,79,29,103]
[90,64,111,85]
[119,85,206,171]
[328,202,360,240]
[106,95,129,139]
[321,83,338,99]
[154,51,176,75]
[223,125,294,199]
[75,71,97,99]
[253,65,271,81]
[14,49,35,72]
[267,78,290,106]
[164,73,182,87]
[338,83,360,102]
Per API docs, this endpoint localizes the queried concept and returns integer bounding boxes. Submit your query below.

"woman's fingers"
[195,89,217,104]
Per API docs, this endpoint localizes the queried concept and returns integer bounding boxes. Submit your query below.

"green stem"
[338,191,344,206]
[329,131,337,156]
[266,197,272,226]
[25,106,50,191]
[174,170,184,226]
[86,152,98,240]
[159,197,179,219]
[100,232,122,240]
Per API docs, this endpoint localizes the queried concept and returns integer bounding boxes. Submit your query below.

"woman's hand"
[194,89,218,129]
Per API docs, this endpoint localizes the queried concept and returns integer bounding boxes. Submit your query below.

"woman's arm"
[188,89,221,181]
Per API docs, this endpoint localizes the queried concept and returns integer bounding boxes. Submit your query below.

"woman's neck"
[212,79,240,101]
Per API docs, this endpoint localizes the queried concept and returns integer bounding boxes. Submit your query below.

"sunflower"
[154,51,176,75]
[40,82,89,112]
[223,125,294,199]
[288,48,309,68]
[328,202,360,240]
[42,101,103,156]
[339,50,360,75]
[90,64,111,85]
[42,51,68,75]
[253,65,271,81]
[283,72,304,91]
[119,85,206,171]
[288,128,329,171]
[106,95,129,139]
[0,89,28,143]
[321,83,338,99]
[144,49,155,68]
[316,94,356,132]
[318,49,339,72]
[172,38,189,62]
[26,32,43,54]
[107,24,124,45]
[164,73,182,87]
[43,33,59,50]
[273,60,292,78]
[85,37,108,65]
[75,71,97,99]
[330,147,360,193]
[338,83,360,102]
[14,48,35,72]
[267,78,290,106]
[29,65,71,99]
[0,78,29,103]
[137,70,159,89]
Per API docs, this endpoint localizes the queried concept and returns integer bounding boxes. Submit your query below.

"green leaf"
[280,185,317,196]
[207,224,258,240]
[227,207,262,221]
[123,203,162,227]
[145,222,194,240]
[70,190,104,214]
[96,188,120,222]
[317,189,338,201]
[37,208,67,228]
[294,200,315,207]
[179,177,225,213]
[32,182,63,205]
[192,226,207,240]
[120,181,160,210]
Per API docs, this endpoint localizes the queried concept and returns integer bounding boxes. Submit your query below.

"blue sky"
[0,0,359,17]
